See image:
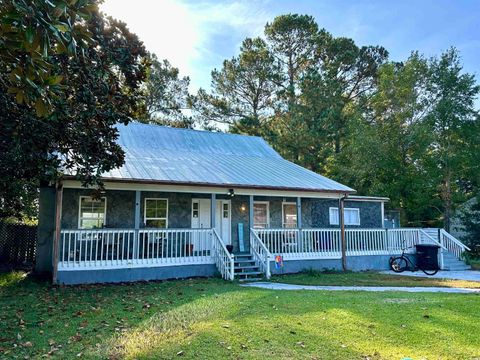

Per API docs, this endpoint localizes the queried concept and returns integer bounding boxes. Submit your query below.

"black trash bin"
[415,244,440,270]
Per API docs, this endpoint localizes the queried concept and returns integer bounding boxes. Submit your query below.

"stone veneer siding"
[59,189,383,253]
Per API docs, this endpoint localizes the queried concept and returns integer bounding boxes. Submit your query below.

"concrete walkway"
[380,270,480,282]
[242,282,480,293]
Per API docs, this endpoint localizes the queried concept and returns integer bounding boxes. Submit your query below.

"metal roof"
[100,122,355,193]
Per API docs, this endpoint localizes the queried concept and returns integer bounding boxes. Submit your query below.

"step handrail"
[440,229,471,251]
[212,228,235,280]
[419,229,447,250]
[250,228,271,279]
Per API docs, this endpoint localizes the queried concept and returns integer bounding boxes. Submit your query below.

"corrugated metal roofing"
[100,122,355,193]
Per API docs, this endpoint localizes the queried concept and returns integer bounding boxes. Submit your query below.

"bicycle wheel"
[390,257,408,273]
[421,268,439,276]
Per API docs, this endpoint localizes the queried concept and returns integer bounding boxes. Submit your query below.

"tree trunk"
[442,170,452,232]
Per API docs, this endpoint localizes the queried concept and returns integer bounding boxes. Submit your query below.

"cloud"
[101,0,272,90]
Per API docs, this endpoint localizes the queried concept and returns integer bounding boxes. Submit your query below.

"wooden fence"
[0,222,37,267]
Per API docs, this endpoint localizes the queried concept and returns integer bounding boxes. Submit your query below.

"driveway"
[380,270,480,282]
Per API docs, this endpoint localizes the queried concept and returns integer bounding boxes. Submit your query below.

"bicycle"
[389,244,439,276]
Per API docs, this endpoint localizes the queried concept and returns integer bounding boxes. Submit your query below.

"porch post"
[381,201,385,228]
[52,180,63,284]
[249,195,254,230]
[340,195,347,271]
[211,193,216,229]
[296,197,302,228]
[134,191,141,259]
[296,197,303,251]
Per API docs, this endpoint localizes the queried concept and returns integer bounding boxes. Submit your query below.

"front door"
[192,199,231,245]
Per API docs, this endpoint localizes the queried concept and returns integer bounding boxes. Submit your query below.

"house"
[35,122,470,284]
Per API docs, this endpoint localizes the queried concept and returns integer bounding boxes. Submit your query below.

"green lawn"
[271,270,480,289]
[1,272,479,360]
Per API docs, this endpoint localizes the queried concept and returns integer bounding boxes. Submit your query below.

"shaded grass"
[468,259,480,270]
[0,271,479,359]
[271,270,480,289]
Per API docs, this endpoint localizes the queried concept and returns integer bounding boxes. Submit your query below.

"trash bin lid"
[415,244,440,249]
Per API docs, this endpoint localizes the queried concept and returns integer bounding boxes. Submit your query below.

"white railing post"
[438,228,444,269]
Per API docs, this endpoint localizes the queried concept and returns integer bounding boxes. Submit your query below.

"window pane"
[145,199,168,227]
[156,206,167,218]
[145,207,156,218]
[345,209,360,225]
[146,219,166,228]
[80,197,105,229]
[254,203,268,228]
[329,208,339,225]
[81,219,103,229]
[283,204,297,228]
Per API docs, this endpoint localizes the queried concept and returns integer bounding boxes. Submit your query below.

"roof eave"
[62,175,356,195]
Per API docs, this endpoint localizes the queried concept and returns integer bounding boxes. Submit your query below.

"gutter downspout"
[52,180,64,285]
[340,193,347,271]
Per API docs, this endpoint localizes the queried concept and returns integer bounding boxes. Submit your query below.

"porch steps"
[442,252,471,271]
[233,253,264,281]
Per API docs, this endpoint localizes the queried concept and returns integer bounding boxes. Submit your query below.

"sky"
[101,0,480,92]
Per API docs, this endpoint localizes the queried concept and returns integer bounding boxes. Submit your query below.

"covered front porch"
[46,182,469,284]
[57,226,466,280]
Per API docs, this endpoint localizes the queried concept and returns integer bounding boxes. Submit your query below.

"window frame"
[282,201,297,228]
[329,207,361,226]
[78,196,107,229]
[253,201,270,229]
[144,198,169,228]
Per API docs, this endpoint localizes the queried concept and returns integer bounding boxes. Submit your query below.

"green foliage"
[0,0,96,116]
[137,53,193,127]
[0,1,148,218]
[195,37,278,134]
[424,48,480,230]
[459,196,480,255]
[196,13,480,230]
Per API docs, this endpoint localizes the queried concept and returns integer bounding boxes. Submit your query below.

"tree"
[195,37,278,135]
[425,48,480,231]
[264,14,318,109]
[337,54,433,225]
[138,53,192,127]
[266,27,387,168]
[0,3,148,218]
[459,196,480,254]
[0,0,96,116]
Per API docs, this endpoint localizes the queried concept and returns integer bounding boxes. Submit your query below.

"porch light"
[240,204,246,212]
[227,188,235,198]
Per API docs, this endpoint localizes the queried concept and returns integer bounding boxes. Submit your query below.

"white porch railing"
[59,228,214,270]
[439,229,470,259]
[346,229,389,255]
[211,229,235,280]
[255,228,342,260]
[252,228,449,260]
[250,229,271,279]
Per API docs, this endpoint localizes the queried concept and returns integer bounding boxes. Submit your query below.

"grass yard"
[271,270,480,289]
[1,272,479,360]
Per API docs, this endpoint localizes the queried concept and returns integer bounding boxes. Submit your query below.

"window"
[253,202,269,228]
[329,207,360,226]
[144,198,168,228]
[192,201,199,219]
[282,202,297,228]
[223,203,229,218]
[79,196,106,229]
